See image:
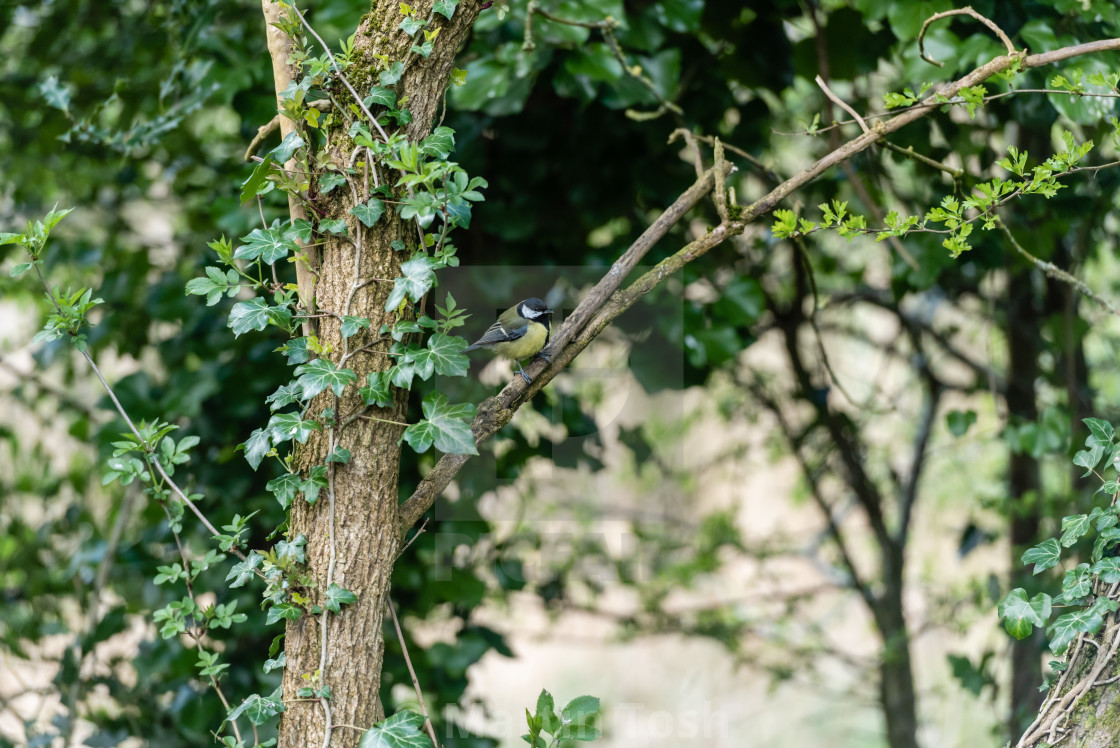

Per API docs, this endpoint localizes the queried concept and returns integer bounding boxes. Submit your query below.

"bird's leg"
[536,350,552,363]
[516,360,532,384]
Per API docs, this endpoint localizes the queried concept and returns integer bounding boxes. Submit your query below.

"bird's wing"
[464,320,526,350]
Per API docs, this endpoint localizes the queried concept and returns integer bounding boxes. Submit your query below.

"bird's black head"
[519,297,552,319]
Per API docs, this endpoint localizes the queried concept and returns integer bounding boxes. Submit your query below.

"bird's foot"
[537,350,552,363]
[517,362,533,384]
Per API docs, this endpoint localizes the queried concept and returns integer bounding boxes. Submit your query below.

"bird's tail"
[461,343,481,353]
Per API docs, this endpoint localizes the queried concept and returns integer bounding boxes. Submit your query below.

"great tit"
[462,297,553,384]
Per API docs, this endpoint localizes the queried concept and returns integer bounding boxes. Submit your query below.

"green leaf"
[1093,527,1120,562]
[400,15,425,36]
[420,126,455,159]
[39,75,72,113]
[385,256,436,311]
[1085,417,1115,445]
[227,688,286,727]
[535,690,560,734]
[946,410,977,437]
[423,333,469,377]
[226,552,263,588]
[341,316,371,339]
[1060,514,1091,548]
[402,392,478,455]
[351,199,386,227]
[319,171,347,194]
[560,695,600,723]
[380,62,405,87]
[270,131,306,163]
[276,534,307,564]
[294,358,358,399]
[319,218,348,235]
[241,156,274,204]
[433,0,458,19]
[228,297,273,336]
[186,266,240,306]
[327,446,351,464]
[1049,608,1105,655]
[359,710,427,748]
[267,412,321,444]
[266,473,303,509]
[236,227,297,264]
[10,262,33,278]
[1092,557,1120,584]
[1021,538,1061,574]
[360,371,395,408]
[242,428,272,471]
[324,583,358,613]
[364,87,397,108]
[998,588,1051,639]
[1057,563,1093,602]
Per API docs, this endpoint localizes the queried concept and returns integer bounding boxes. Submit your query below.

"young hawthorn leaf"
[319,171,347,194]
[242,428,272,470]
[327,446,351,464]
[228,298,274,336]
[360,370,395,408]
[266,473,303,510]
[39,75,72,113]
[535,690,560,734]
[267,412,321,445]
[385,256,436,311]
[1022,538,1061,574]
[186,267,240,306]
[358,710,426,748]
[402,392,478,455]
[294,358,358,399]
[433,0,458,19]
[341,315,371,339]
[351,198,386,227]
[324,583,358,613]
[560,695,600,723]
[10,262,33,278]
[998,588,1051,639]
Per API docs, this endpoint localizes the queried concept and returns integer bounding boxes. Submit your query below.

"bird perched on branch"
[462,297,553,384]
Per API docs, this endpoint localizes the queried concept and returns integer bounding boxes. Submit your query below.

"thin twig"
[918,6,1017,68]
[387,599,439,747]
[815,75,869,133]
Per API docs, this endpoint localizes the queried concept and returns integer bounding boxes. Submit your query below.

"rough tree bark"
[259,2,482,746]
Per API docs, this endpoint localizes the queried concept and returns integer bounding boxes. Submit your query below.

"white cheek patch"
[521,305,544,319]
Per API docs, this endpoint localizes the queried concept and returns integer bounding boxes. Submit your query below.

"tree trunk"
[260,3,482,746]
[1007,264,1044,735]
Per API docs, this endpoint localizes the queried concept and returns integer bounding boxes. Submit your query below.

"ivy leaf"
[341,315,371,339]
[266,382,304,412]
[226,552,263,588]
[327,446,351,464]
[410,41,433,58]
[1092,557,1120,584]
[295,358,358,399]
[998,589,1051,640]
[358,710,426,748]
[364,87,396,108]
[1021,538,1061,574]
[241,156,273,204]
[420,126,455,159]
[433,0,458,19]
[324,583,358,613]
[380,62,405,87]
[276,534,307,564]
[319,171,347,194]
[1060,514,1091,548]
[302,464,329,505]
[424,333,469,377]
[242,428,272,470]
[266,473,303,509]
[1048,608,1105,655]
[265,603,302,625]
[228,298,272,336]
[319,218,348,235]
[360,371,394,408]
[1085,417,1115,445]
[289,218,314,242]
[402,392,477,455]
[1057,563,1093,603]
[226,688,286,727]
[351,198,386,227]
[271,131,305,162]
[385,256,436,311]
[400,16,425,36]
[267,412,321,445]
[280,337,311,365]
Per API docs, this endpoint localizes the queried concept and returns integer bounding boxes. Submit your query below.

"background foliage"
[3,0,1120,746]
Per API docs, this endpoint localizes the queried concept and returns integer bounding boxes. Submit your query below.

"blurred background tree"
[2,0,1120,746]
